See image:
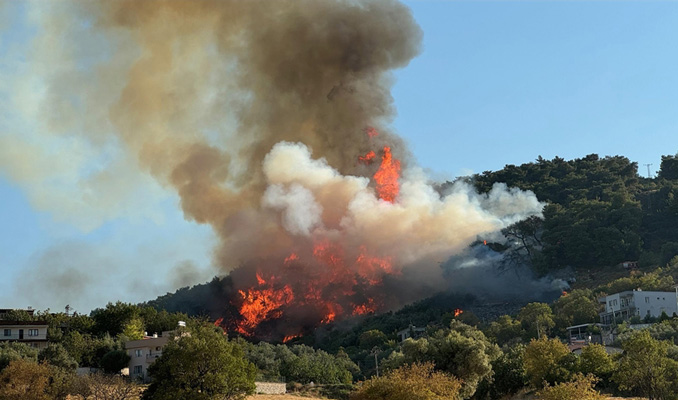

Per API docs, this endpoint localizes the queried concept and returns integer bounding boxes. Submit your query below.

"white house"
[599,289,678,325]
[0,320,49,349]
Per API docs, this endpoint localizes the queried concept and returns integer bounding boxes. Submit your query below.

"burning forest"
[4,0,544,341]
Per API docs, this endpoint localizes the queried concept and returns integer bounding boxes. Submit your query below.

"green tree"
[0,310,35,322]
[121,317,145,340]
[350,362,461,400]
[612,330,678,400]
[142,325,256,400]
[62,331,88,366]
[359,330,388,350]
[477,343,528,399]
[90,302,140,337]
[38,343,78,370]
[552,290,599,332]
[524,337,572,388]
[659,155,678,180]
[99,350,131,374]
[518,303,556,339]
[385,320,499,399]
[578,344,614,387]
[0,342,39,370]
[485,315,525,346]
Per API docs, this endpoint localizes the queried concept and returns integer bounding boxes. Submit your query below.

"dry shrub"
[350,362,461,400]
[537,374,605,400]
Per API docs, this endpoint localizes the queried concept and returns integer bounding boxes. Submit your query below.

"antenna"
[643,163,653,178]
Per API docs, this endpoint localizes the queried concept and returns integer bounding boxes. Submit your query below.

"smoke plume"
[1,0,544,333]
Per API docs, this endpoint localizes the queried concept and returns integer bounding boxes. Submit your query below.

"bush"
[0,359,51,400]
[350,362,461,400]
[537,374,605,400]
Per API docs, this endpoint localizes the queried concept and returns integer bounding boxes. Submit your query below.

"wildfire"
[282,334,302,343]
[228,128,402,339]
[454,308,464,317]
[562,290,568,297]
[235,278,295,336]
[358,150,376,165]
[483,240,487,245]
[353,298,377,315]
[374,146,401,203]
[231,242,393,337]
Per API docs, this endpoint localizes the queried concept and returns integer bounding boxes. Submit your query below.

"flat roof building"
[599,289,678,325]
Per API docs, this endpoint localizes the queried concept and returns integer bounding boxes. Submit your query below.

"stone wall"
[255,382,287,395]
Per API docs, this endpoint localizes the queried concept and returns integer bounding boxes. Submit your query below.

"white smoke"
[261,141,544,267]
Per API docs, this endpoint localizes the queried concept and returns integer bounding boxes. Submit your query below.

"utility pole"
[372,346,380,378]
[644,163,653,178]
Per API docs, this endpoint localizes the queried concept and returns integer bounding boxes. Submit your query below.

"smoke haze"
[1,0,544,320]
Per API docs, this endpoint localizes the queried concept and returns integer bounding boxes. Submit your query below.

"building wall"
[600,290,678,324]
[633,291,678,317]
[126,336,168,382]
[0,324,47,341]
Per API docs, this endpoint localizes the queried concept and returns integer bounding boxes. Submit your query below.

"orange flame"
[562,290,568,297]
[353,298,377,315]
[233,242,394,336]
[366,127,379,138]
[374,146,401,203]
[359,150,376,165]
[483,240,487,245]
[454,308,463,317]
[214,317,224,327]
[235,277,294,336]
[283,333,302,343]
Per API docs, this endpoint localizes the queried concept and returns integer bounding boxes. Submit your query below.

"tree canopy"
[143,325,256,400]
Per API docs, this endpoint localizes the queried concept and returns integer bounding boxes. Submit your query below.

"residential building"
[125,321,186,382]
[126,333,169,382]
[0,320,49,349]
[599,289,678,325]
[396,325,426,342]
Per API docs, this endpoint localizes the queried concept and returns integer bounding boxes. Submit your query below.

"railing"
[146,353,162,360]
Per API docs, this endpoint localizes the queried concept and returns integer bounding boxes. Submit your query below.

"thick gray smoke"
[443,242,569,302]
[1,0,544,318]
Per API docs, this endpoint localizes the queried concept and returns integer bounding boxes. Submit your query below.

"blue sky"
[395,0,678,177]
[1,1,678,312]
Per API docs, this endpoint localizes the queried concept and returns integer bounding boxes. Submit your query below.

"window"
[135,349,143,357]
[3,329,10,337]
[646,297,650,303]
[133,365,142,375]
[28,329,39,336]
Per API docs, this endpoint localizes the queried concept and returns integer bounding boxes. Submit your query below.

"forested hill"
[470,153,678,272]
[146,153,678,324]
